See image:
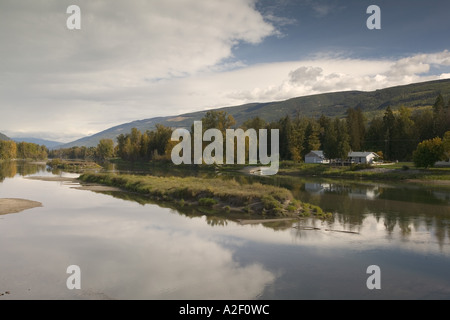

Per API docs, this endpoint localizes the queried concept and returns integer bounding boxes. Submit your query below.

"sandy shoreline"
[25,176,78,182]
[406,179,450,185]
[25,176,122,192]
[0,198,43,215]
[72,184,123,192]
[237,218,298,225]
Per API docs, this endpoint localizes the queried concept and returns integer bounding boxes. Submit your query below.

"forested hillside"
[59,79,450,148]
[52,92,450,164]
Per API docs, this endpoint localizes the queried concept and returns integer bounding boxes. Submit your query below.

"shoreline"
[276,164,450,183]
[77,173,333,219]
[43,158,450,184]
[0,198,43,215]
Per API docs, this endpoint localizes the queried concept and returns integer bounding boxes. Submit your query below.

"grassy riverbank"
[277,161,450,182]
[107,158,450,182]
[78,173,332,218]
[47,159,102,171]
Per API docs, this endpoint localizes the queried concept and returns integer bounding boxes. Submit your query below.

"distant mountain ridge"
[11,137,63,149]
[59,78,450,148]
[0,132,11,141]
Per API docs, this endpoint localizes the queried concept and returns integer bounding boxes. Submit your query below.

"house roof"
[348,152,378,158]
[305,150,379,160]
[305,151,325,158]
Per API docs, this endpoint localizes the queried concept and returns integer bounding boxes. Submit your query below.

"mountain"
[11,137,63,149]
[0,132,11,141]
[59,78,450,148]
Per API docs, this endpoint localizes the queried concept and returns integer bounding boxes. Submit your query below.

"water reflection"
[0,160,46,182]
[305,182,381,200]
[0,173,276,299]
[3,162,450,247]
[88,181,450,248]
[238,176,450,246]
[1,162,449,299]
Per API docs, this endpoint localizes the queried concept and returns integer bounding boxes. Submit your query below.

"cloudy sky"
[1,0,450,142]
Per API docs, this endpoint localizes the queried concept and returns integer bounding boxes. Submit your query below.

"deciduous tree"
[413,137,444,168]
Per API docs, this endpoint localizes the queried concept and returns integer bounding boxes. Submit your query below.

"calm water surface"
[0,161,449,299]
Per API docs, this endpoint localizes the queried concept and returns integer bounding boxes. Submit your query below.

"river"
[0,161,449,299]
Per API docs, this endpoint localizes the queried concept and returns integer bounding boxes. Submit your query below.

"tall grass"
[79,173,293,208]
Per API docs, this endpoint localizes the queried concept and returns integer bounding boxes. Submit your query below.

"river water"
[0,161,449,299]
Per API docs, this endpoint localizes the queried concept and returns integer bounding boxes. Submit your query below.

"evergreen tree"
[289,117,306,162]
[323,118,338,164]
[433,93,445,114]
[278,116,293,160]
[364,117,384,153]
[445,99,450,135]
[433,93,447,137]
[383,106,396,160]
[346,107,366,151]
[412,109,435,141]
[392,106,416,161]
[318,114,332,150]
[303,121,321,158]
[335,118,351,165]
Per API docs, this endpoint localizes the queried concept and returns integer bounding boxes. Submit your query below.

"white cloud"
[5,51,450,142]
[289,66,323,85]
[0,0,276,140]
[224,51,450,103]
[1,1,450,142]
[0,0,275,77]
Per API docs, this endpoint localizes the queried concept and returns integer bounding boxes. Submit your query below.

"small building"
[348,152,379,164]
[305,150,330,164]
[304,150,379,164]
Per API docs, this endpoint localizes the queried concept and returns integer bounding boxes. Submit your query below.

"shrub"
[311,205,323,215]
[48,158,62,167]
[261,195,282,210]
[287,205,297,212]
[198,197,217,207]
[351,163,373,171]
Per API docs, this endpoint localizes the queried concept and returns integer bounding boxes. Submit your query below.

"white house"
[305,151,330,164]
[305,150,379,164]
[348,152,379,164]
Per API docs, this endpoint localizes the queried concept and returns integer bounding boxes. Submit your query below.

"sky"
[1,0,450,143]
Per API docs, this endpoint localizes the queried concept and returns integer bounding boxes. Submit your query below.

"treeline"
[51,93,450,165]
[0,140,48,160]
[112,93,450,164]
[116,125,173,161]
[48,124,174,162]
[49,145,98,161]
[48,139,115,162]
[271,94,449,162]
